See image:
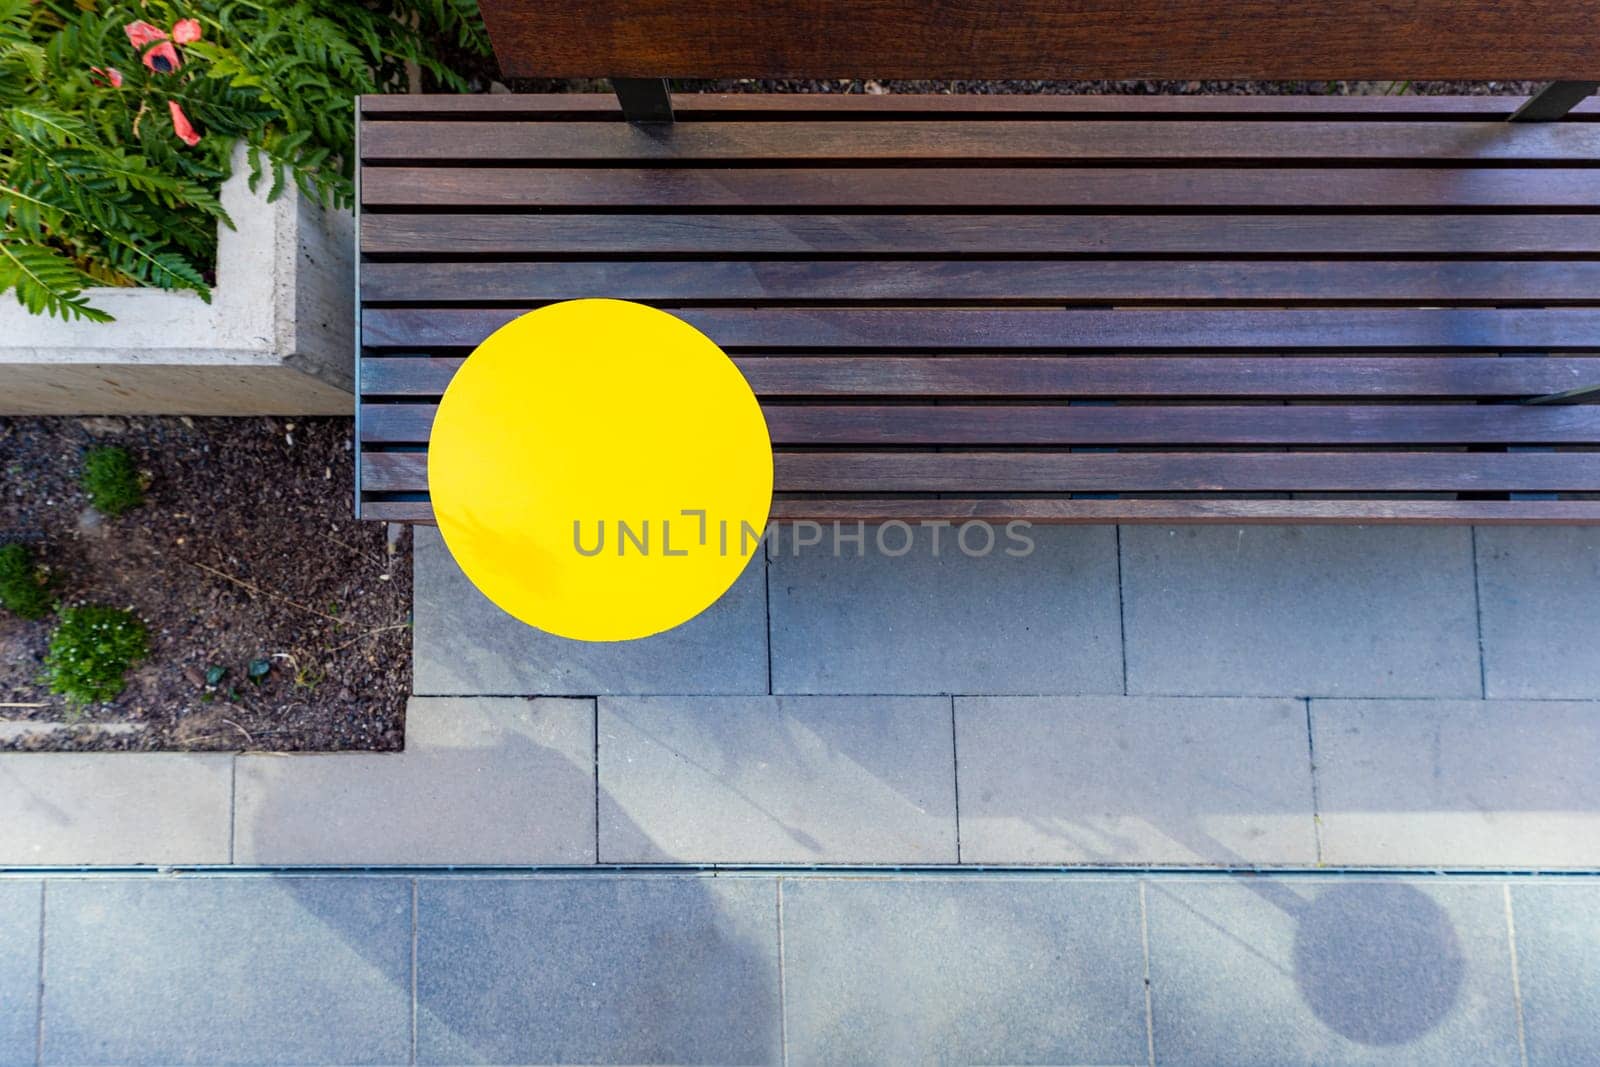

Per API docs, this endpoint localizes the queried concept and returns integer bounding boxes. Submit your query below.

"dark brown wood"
[360,259,1600,306]
[359,356,1600,400]
[360,401,1600,446]
[360,212,1600,258]
[362,307,1600,351]
[474,1,1600,80]
[361,166,1600,209]
[764,498,1600,524]
[733,356,1600,399]
[355,92,1600,525]
[359,496,1600,525]
[361,120,1600,163]
[361,450,1600,493]
[358,93,1600,119]
[774,452,1600,493]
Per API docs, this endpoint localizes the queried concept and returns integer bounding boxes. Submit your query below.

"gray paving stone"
[1476,527,1600,699]
[42,877,411,1065]
[236,697,595,865]
[781,877,1147,1066]
[1312,699,1600,867]
[599,696,956,863]
[1145,878,1521,1066]
[1121,525,1481,698]
[769,524,1122,694]
[413,524,768,695]
[1510,884,1600,1067]
[416,876,780,1065]
[0,755,232,865]
[957,696,1317,865]
[0,883,39,1067]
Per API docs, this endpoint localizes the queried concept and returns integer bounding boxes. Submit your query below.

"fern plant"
[0,0,488,321]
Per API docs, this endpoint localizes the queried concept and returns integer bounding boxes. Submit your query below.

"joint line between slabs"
[34,882,44,1067]
[1505,884,1529,1067]
[1305,698,1323,866]
[410,877,419,1066]
[777,879,789,1067]
[1471,525,1489,699]
[1139,880,1155,1067]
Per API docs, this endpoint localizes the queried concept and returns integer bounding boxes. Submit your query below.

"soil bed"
[0,416,408,752]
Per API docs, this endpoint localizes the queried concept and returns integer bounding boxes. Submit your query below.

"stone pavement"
[0,870,1597,1066]
[3,523,1599,868]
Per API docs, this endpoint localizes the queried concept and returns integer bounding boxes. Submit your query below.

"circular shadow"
[1292,882,1465,1046]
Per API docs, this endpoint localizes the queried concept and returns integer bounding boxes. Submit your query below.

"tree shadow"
[242,723,782,1066]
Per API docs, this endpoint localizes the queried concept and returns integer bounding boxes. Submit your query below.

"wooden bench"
[355,1,1600,524]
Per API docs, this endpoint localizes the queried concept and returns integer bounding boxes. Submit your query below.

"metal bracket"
[613,78,674,124]
[1509,81,1599,121]
[1521,382,1600,405]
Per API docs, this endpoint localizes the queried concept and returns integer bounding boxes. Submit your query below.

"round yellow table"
[427,299,772,642]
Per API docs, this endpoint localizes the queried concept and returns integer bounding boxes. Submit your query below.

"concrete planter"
[0,144,353,415]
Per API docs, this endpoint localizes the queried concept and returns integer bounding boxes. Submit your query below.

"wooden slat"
[360,213,1600,257]
[363,120,1600,163]
[361,307,1600,351]
[361,167,1600,209]
[360,259,1600,306]
[736,356,1600,398]
[476,1,1600,80]
[359,402,1600,446]
[361,450,1600,493]
[778,452,1600,493]
[766,498,1600,524]
[358,93,1600,120]
[359,496,1600,525]
[360,356,1600,399]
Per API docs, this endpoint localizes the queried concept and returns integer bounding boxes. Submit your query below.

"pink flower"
[168,100,200,146]
[140,40,181,74]
[171,19,202,45]
[90,66,124,88]
[123,20,167,48]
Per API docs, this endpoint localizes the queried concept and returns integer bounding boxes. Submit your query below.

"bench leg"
[1510,81,1599,121]
[613,78,674,123]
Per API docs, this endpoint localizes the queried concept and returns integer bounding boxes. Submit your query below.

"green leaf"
[205,665,226,686]
[247,657,270,682]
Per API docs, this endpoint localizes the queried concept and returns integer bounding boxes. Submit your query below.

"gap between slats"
[357,259,1600,306]
[358,450,1600,494]
[357,355,1600,400]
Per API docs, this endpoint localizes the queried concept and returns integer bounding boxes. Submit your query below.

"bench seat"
[355,92,1600,524]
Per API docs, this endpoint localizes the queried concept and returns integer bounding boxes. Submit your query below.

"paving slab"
[956,696,1317,865]
[0,883,39,1067]
[1476,527,1600,699]
[1121,525,1480,698]
[1509,884,1600,1067]
[1312,699,1600,867]
[769,524,1122,694]
[42,877,411,1065]
[1144,878,1521,1066]
[416,876,780,1065]
[599,696,956,863]
[413,524,768,695]
[0,754,231,866]
[236,697,595,865]
[781,877,1147,1066]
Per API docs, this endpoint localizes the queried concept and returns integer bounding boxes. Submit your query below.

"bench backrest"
[477,0,1600,81]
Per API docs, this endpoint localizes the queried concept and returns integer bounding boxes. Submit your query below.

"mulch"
[0,416,408,752]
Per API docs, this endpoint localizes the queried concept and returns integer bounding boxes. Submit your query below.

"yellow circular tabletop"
[427,299,772,642]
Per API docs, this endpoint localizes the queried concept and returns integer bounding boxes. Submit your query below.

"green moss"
[80,446,144,516]
[0,542,50,620]
[43,606,148,706]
